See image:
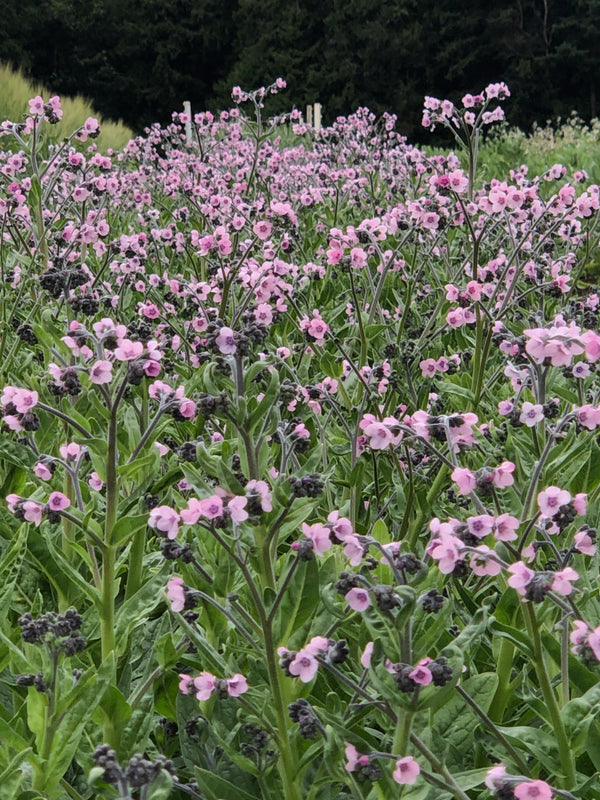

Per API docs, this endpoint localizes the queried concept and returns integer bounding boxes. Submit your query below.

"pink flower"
[551,567,578,596]
[33,462,53,481]
[519,402,544,427]
[494,514,519,541]
[493,461,515,488]
[393,756,420,785]
[361,642,374,668]
[89,360,113,384]
[178,399,197,419]
[178,673,192,694]
[573,493,587,516]
[193,672,217,700]
[345,587,370,612]
[88,472,104,491]
[60,442,82,461]
[226,674,249,697]
[451,467,476,494]
[467,515,495,539]
[470,545,502,577]
[167,577,186,612]
[514,780,552,800]
[343,535,364,566]
[246,479,273,512]
[409,664,433,686]
[114,339,144,361]
[228,495,248,523]
[47,492,70,511]
[302,522,332,556]
[22,500,43,526]
[485,765,508,791]
[574,528,596,555]
[11,388,38,413]
[507,561,535,595]
[429,532,462,574]
[537,486,571,517]
[288,651,320,682]
[345,743,370,772]
[148,505,180,539]
[215,327,236,354]
[198,495,224,519]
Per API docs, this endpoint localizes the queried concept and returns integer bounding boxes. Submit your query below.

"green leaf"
[0,437,36,468]
[274,558,319,644]
[494,725,560,775]
[114,567,168,655]
[110,513,148,546]
[193,767,260,800]
[43,657,113,793]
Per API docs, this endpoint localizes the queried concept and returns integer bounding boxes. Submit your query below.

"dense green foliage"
[0,0,598,136]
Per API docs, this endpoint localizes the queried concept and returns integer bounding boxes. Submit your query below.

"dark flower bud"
[421,588,445,613]
[428,657,453,687]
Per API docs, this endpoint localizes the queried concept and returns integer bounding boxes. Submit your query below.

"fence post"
[183,100,192,144]
[306,104,313,126]
[314,102,322,131]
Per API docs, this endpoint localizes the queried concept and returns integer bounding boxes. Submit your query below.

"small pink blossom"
[537,486,571,517]
[47,492,70,511]
[361,641,374,668]
[226,674,249,697]
[114,339,144,361]
[519,402,544,427]
[513,779,552,800]
[451,467,476,494]
[167,576,186,612]
[89,360,113,384]
[22,501,43,526]
[574,528,596,555]
[302,522,332,556]
[393,756,420,785]
[552,566,578,596]
[507,561,535,595]
[148,505,180,539]
[88,472,104,491]
[345,587,370,612]
[193,672,217,700]
[33,462,53,481]
[494,514,519,541]
[215,327,236,354]
[228,495,249,523]
[409,664,432,686]
[493,461,515,488]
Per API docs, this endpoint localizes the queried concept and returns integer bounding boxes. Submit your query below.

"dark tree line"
[1,0,597,139]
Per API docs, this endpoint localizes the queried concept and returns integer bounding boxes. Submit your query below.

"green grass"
[0,62,133,152]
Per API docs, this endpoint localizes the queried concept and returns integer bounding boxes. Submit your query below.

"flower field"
[1,80,600,800]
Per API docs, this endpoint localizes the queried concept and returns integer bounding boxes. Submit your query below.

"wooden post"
[183,100,192,144]
[314,102,322,131]
[306,104,313,126]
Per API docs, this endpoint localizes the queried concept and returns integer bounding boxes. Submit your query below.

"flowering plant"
[0,81,599,800]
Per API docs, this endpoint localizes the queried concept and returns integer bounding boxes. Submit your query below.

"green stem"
[522,602,575,789]
[487,638,514,722]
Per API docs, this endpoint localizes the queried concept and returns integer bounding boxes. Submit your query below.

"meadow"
[0,78,600,800]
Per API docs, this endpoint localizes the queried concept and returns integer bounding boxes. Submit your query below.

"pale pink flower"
[507,561,535,595]
[33,462,53,481]
[178,399,197,419]
[494,514,519,541]
[198,495,224,519]
[361,641,374,668]
[537,486,571,517]
[114,339,144,361]
[345,743,369,772]
[216,327,236,354]
[467,515,495,539]
[570,620,589,648]
[429,532,462,574]
[343,535,364,566]
[193,672,217,700]
[178,673,192,694]
[11,388,38,413]
[514,779,552,800]
[47,492,70,511]
[226,673,249,697]
[246,479,272,512]
[493,461,515,488]
[470,545,502,577]
[573,493,587,516]
[288,650,320,682]
[60,442,82,461]
[228,496,248,523]
[451,467,476,494]
[485,765,508,791]
[345,587,370,612]
[393,756,420,785]
[574,528,596,555]
[167,576,186,612]
[552,567,578,596]
[519,402,544,426]
[148,505,180,539]
[22,500,43,526]
[302,522,332,556]
[89,360,113,384]
[88,472,104,491]
[409,664,432,686]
